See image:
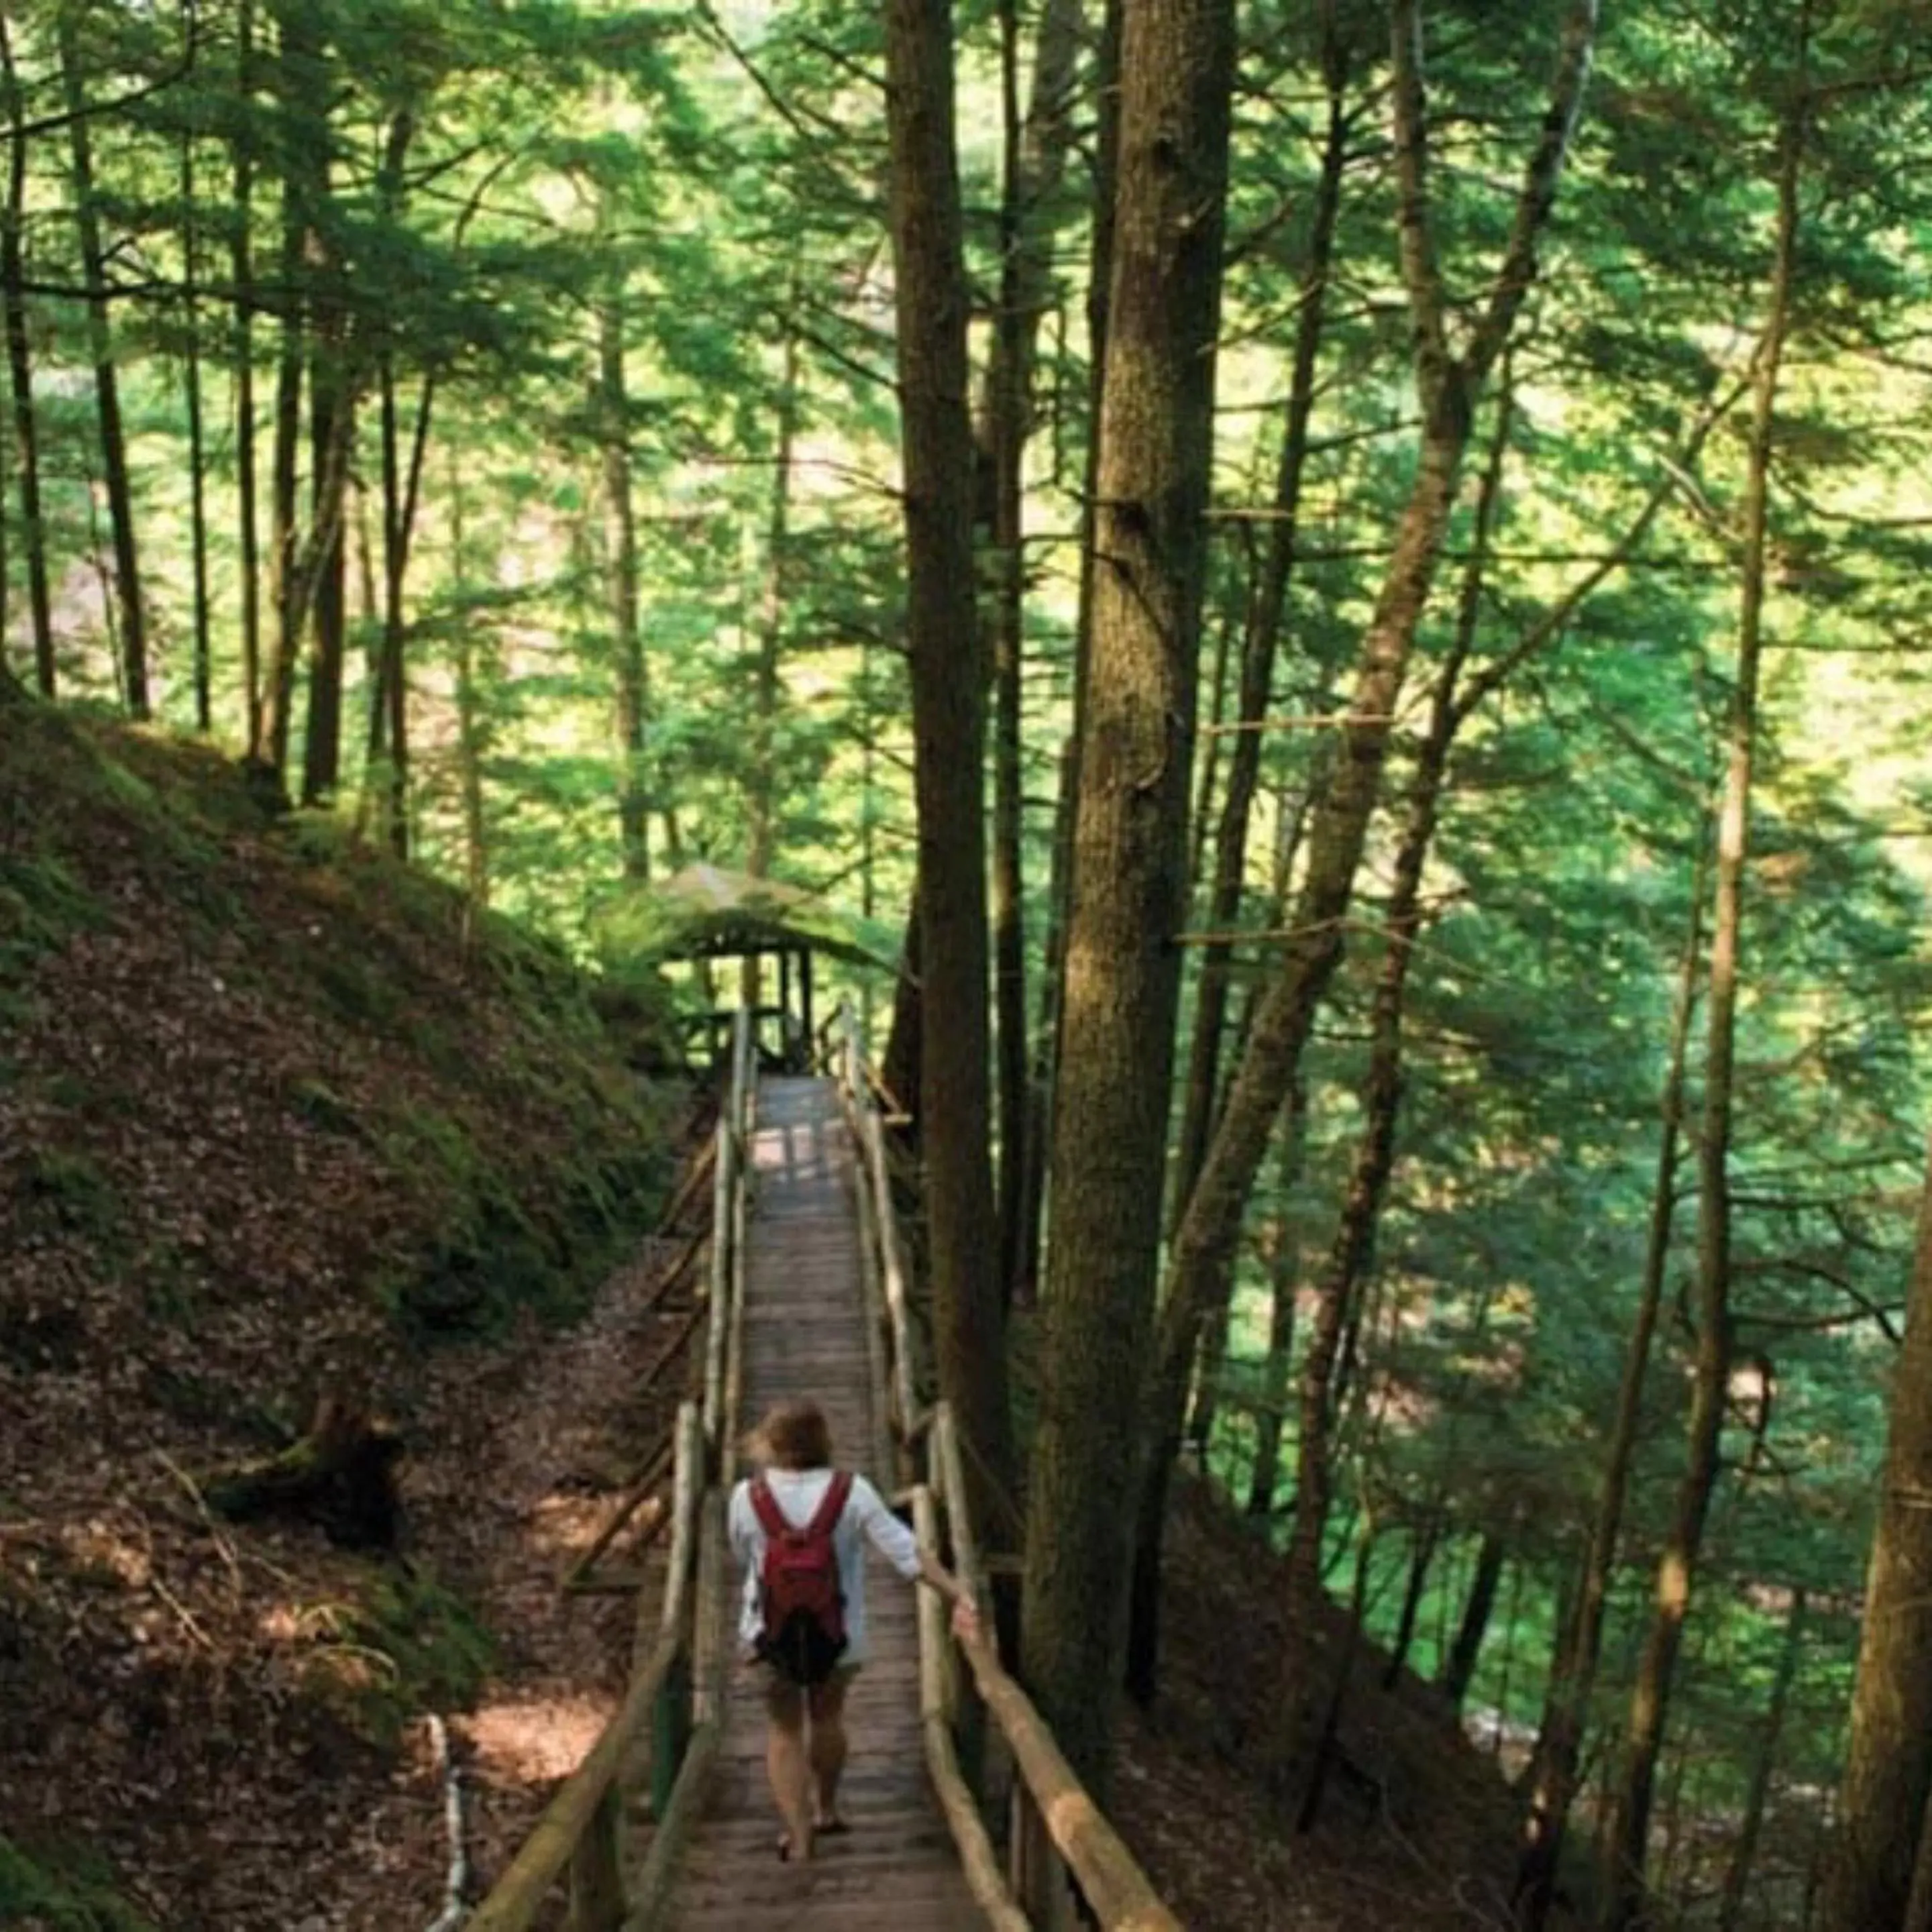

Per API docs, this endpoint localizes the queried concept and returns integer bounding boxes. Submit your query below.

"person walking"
[728,1397,978,1862]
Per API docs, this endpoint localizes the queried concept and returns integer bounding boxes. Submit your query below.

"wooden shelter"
[612,863,890,1073]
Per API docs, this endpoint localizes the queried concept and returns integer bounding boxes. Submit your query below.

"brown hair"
[751,1399,834,1471]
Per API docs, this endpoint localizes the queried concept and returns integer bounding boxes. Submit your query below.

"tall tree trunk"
[0,11,52,698]
[1126,0,1349,1709]
[365,109,425,857]
[988,0,1083,1305]
[746,318,800,887]
[301,317,348,802]
[1443,1532,1505,1711]
[1247,1123,1304,1521]
[600,247,647,881]
[1384,1518,1442,1690]
[1017,0,1120,1272]
[741,317,798,1014]
[58,3,149,718]
[1152,6,1598,1692]
[1516,823,1712,1927]
[1016,736,1076,1302]
[1598,58,1803,1932]
[233,0,262,748]
[1717,1591,1806,1932]
[447,455,488,907]
[882,0,1018,1536]
[1823,1134,1932,1931]
[1018,0,1236,1802]
[372,366,407,852]
[182,132,213,733]
[1168,12,1350,1240]
[880,887,922,1124]
[1277,386,1516,1688]
[259,0,319,774]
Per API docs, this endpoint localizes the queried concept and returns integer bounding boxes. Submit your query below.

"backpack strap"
[749,1471,853,1542]
[804,1470,853,1540]
[748,1477,790,1540]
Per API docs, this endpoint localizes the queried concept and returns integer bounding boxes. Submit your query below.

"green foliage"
[15,1146,123,1249]
[0,1836,154,1932]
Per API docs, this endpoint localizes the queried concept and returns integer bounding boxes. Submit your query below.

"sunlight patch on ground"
[525,1491,607,1560]
[461,1693,614,1785]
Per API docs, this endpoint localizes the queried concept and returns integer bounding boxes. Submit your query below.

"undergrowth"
[0,1836,154,1932]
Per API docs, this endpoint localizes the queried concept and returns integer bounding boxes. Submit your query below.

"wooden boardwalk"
[667,1077,985,1931]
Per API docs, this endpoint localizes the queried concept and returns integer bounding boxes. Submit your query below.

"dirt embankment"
[1,698,698,1928]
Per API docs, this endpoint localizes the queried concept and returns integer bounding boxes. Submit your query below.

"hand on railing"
[950,1594,981,1647]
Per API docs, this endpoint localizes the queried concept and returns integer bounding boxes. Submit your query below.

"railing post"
[567,1782,625,1931]
[650,1652,691,1821]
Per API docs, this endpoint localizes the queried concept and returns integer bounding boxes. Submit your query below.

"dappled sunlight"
[59,1519,152,1590]
[525,1491,608,1562]
[461,1693,615,1788]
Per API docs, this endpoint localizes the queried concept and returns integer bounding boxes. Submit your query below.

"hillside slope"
[0,692,686,1928]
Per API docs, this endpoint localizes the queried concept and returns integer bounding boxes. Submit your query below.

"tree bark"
[1246,1121,1305,1521]
[182,130,213,733]
[746,317,800,888]
[880,886,922,1127]
[1016,0,1120,1283]
[1442,1532,1505,1711]
[1597,54,1804,1932]
[447,451,488,907]
[1384,1518,1441,1690]
[366,109,429,857]
[301,316,348,801]
[1717,1590,1805,1932]
[58,3,150,718]
[232,0,262,749]
[882,0,1017,1535]
[258,0,320,774]
[1823,1133,1932,1931]
[600,242,648,882]
[0,11,52,698]
[988,0,1083,1305]
[1019,0,1236,1803]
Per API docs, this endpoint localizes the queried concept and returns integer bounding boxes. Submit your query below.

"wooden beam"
[954,1626,1184,1932]
[914,1485,1030,1932]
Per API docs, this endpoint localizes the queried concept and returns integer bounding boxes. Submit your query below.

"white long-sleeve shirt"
[727,1467,921,1668]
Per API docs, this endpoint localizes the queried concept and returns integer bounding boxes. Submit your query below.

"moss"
[16,1147,123,1248]
[299,1566,495,1752]
[287,1075,362,1139]
[0,1835,155,1932]
[0,850,105,973]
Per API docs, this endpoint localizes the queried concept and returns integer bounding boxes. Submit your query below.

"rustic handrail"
[931,1401,1183,1932]
[466,1404,704,1932]
[831,1000,1183,1932]
[469,1010,759,1932]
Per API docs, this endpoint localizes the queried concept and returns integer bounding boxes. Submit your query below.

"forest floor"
[1112,1479,1555,1930]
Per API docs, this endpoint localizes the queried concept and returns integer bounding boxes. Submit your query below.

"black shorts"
[755,1611,849,1687]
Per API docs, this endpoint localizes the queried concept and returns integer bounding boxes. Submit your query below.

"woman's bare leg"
[807,1670,853,1826]
[765,1678,814,1858]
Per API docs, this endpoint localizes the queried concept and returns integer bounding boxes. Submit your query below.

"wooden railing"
[468,1010,757,1932]
[830,1004,1183,1932]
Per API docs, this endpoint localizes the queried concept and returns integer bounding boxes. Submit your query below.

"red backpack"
[749,1471,853,1684]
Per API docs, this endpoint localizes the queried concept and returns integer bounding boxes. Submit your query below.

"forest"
[6,0,1932,1926]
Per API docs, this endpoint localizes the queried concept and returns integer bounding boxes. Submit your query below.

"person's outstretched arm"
[852,1475,980,1639]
